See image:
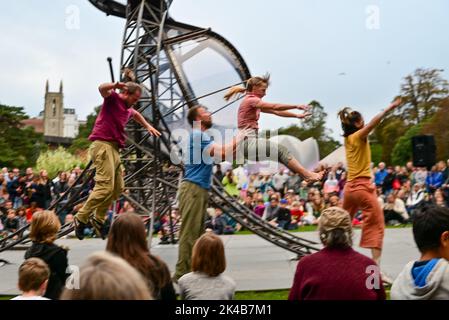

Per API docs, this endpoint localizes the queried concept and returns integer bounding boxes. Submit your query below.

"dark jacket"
[24,242,69,299]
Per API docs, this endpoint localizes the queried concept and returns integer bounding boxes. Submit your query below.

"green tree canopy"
[273,101,341,159]
[0,104,45,168]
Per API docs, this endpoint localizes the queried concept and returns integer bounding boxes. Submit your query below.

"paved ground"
[0,228,418,295]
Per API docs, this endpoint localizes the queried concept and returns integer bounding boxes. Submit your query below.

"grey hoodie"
[391,259,449,300]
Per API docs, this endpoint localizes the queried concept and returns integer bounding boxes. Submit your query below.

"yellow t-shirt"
[344,131,372,181]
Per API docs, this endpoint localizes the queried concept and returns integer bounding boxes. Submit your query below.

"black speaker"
[412,135,436,168]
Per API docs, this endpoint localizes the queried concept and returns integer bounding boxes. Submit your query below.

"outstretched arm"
[256,101,309,113]
[357,98,402,140]
[268,109,312,119]
[132,111,161,136]
[209,129,251,161]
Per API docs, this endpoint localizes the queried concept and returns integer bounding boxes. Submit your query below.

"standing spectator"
[289,207,386,300]
[286,171,301,194]
[39,170,53,209]
[439,161,448,184]
[106,213,176,300]
[374,162,388,187]
[391,205,449,300]
[178,233,236,300]
[338,171,347,198]
[414,167,428,186]
[323,171,339,195]
[11,258,50,300]
[60,251,152,300]
[222,170,239,197]
[24,210,68,299]
[29,176,46,209]
[426,165,443,194]
[382,166,395,195]
[214,164,224,185]
[335,162,346,181]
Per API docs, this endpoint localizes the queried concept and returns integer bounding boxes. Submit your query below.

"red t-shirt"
[237,93,262,130]
[89,91,137,148]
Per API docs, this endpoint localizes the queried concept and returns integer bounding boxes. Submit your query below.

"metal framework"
[0,0,320,257]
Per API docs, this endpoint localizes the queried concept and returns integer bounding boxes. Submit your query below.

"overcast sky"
[1,0,448,143]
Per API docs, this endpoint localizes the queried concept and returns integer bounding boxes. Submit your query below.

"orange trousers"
[343,177,384,250]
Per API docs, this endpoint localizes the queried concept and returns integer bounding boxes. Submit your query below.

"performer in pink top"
[224,74,324,182]
[74,69,161,240]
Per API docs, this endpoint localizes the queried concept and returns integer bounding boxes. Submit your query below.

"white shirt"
[11,295,50,300]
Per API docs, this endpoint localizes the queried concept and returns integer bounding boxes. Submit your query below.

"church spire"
[46,79,49,93]
[59,80,63,93]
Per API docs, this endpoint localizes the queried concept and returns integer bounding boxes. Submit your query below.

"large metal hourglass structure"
[0,0,319,257]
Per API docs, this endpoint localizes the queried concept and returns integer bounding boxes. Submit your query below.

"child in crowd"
[11,258,50,300]
[24,210,68,299]
[178,233,236,300]
[391,205,449,299]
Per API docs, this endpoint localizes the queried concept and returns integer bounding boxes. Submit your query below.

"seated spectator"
[222,170,239,197]
[178,233,236,300]
[391,205,449,300]
[25,202,42,222]
[205,208,234,235]
[106,213,176,300]
[432,189,447,208]
[253,199,266,218]
[406,183,425,214]
[383,193,410,225]
[11,258,50,300]
[60,251,152,300]
[289,207,386,300]
[262,196,280,222]
[290,201,304,225]
[327,193,341,208]
[4,209,19,236]
[24,210,68,299]
[274,199,294,230]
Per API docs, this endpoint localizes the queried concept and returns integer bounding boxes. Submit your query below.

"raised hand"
[297,112,313,119]
[114,82,128,91]
[387,97,402,112]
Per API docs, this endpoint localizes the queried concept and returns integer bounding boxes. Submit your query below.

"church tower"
[43,80,65,137]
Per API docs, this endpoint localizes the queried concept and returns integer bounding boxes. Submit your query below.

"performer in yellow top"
[338,98,401,266]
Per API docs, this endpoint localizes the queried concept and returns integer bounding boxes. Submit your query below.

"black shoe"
[90,216,110,240]
[73,217,88,240]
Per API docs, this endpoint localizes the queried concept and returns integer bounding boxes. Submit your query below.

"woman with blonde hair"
[178,233,236,300]
[337,98,401,266]
[224,75,324,182]
[24,210,68,299]
[60,251,152,300]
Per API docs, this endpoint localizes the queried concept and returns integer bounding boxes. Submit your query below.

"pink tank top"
[237,93,262,130]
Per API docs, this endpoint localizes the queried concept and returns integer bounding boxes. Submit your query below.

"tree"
[421,98,449,161]
[274,101,341,159]
[391,122,425,166]
[0,104,45,168]
[398,68,448,124]
[69,106,100,154]
[373,68,448,164]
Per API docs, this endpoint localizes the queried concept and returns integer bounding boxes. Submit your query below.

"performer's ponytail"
[224,73,271,101]
[338,107,363,137]
[121,68,142,94]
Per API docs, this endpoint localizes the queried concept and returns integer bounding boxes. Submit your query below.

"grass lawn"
[235,224,411,236]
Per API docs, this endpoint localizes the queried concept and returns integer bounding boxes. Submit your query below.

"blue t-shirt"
[183,130,214,190]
